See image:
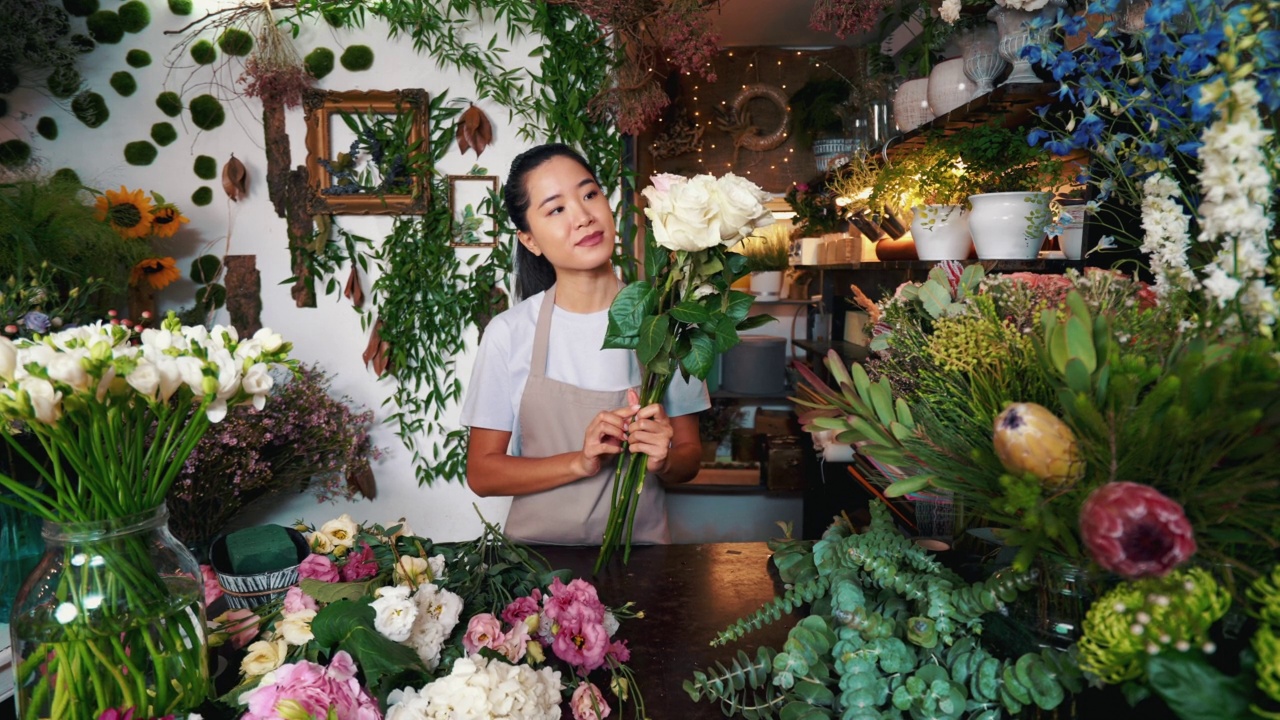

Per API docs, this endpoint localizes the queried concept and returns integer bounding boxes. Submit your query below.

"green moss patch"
[118,1,149,32]
[36,117,58,140]
[126,49,151,68]
[340,45,373,71]
[168,0,192,14]
[109,71,137,97]
[151,122,177,146]
[52,168,81,185]
[47,66,82,99]
[304,48,335,79]
[71,91,109,128]
[218,28,253,56]
[63,0,98,17]
[156,91,182,117]
[191,40,216,65]
[0,140,32,168]
[86,10,123,44]
[189,94,225,131]
[192,186,213,206]
[124,141,157,165]
[69,34,96,53]
[194,155,217,180]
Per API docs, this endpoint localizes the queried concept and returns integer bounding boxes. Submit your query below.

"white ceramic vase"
[749,270,783,298]
[911,205,972,261]
[893,77,935,133]
[927,58,972,117]
[968,191,1052,259]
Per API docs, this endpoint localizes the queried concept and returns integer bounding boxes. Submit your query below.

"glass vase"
[1026,555,1096,649]
[9,505,209,720]
[0,491,44,623]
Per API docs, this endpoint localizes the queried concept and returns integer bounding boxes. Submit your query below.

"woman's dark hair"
[505,143,598,301]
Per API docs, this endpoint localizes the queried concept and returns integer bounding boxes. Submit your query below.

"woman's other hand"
[622,388,676,473]
[573,400,637,478]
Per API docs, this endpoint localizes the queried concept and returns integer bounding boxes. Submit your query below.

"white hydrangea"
[385,656,562,720]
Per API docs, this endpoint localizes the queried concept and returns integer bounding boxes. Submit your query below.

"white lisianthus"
[407,583,463,669]
[713,173,774,245]
[308,530,336,554]
[396,555,432,586]
[320,513,359,549]
[240,637,289,676]
[277,608,317,646]
[0,337,15,381]
[371,585,419,642]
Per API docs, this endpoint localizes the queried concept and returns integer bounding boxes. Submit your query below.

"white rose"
[715,173,773,244]
[252,327,285,353]
[0,337,16,381]
[647,209,723,252]
[998,0,1049,9]
[240,637,289,676]
[672,175,720,227]
[940,0,961,23]
[371,585,419,642]
[277,608,317,646]
[126,360,160,399]
[320,513,358,548]
[308,530,335,554]
[241,363,273,411]
[20,377,62,424]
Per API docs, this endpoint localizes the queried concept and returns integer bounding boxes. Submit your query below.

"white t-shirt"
[460,290,710,454]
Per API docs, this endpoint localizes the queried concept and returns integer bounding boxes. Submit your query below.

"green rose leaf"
[605,281,656,341]
[670,300,711,324]
[680,331,715,380]
[723,250,749,281]
[644,229,667,278]
[311,600,426,688]
[724,290,754,322]
[705,314,741,353]
[637,313,671,366]
[1145,651,1251,720]
[300,577,380,603]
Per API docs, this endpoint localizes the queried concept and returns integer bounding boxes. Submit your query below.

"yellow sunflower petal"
[102,186,155,239]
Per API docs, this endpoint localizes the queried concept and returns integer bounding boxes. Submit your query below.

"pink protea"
[1079,482,1197,578]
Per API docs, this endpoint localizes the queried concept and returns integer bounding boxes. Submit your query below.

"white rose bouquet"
[597,172,774,569]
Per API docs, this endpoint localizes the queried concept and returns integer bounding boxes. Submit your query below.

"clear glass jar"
[10,504,209,720]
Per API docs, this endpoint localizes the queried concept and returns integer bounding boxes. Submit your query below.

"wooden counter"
[537,542,796,719]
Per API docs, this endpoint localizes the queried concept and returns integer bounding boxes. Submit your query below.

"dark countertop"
[537,542,795,719]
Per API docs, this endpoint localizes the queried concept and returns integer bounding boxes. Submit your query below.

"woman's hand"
[621,388,675,474]
[572,401,637,478]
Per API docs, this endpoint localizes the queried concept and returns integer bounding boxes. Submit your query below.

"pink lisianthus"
[211,607,262,650]
[283,586,318,615]
[298,554,340,583]
[241,650,381,720]
[571,682,611,720]
[498,620,530,662]
[340,541,378,582]
[462,613,506,655]
[502,588,542,626]
[607,639,631,664]
[201,564,223,605]
[552,617,610,673]
[1080,482,1197,578]
[543,577,607,628]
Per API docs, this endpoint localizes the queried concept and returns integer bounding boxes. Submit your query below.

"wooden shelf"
[882,82,1058,161]
[795,257,1085,273]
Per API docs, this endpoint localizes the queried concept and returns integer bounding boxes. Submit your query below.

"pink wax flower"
[502,588,542,626]
[543,577,606,627]
[462,613,506,655]
[340,541,378,582]
[241,650,381,720]
[298,554,340,583]
[552,617,610,673]
[1080,482,1197,578]
[571,682,612,720]
[283,586,317,615]
[201,564,223,605]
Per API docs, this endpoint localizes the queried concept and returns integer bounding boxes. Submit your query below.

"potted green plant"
[737,223,792,298]
[869,133,979,260]
[789,77,856,169]
[784,179,847,239]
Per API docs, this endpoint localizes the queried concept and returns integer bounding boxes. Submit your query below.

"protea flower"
[992,402,1085,488]
[1079,482,1196,578]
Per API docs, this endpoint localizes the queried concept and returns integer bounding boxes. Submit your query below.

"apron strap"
[529,284,556,379]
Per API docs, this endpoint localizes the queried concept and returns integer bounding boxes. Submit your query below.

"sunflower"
[149,204,190,238]
[130,256,180,290]
[95,186,154,239]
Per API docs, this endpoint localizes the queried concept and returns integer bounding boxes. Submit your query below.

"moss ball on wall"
[191,40,216,65]
[168,0,192,14]
[0,140,32,168]
[71,91,109,127]
[126,49,151,68]
[189,94,225,130]
[155,91,182,117]
[47,66,82,98]
[86,10,123,44]
[69,34,96,53]
[151,122,177,146]
[63,0,98,17]
[0,68,16,94]
[194,155,217,179]
[109,71,137,97]
[37,117,58,140]
[192,186,213,206]
[52,168,81,185]
[322,8,346,27]
[118,1,150,32]
[304,48,335,79]
[340,45,374,72]
[124,140,157,165]
[218,28,253,56]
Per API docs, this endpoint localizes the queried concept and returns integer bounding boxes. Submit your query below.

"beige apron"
[503,285,671,546]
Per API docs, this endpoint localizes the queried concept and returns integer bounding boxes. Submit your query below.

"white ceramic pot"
[927,58,972,117]
[968,191,1053,260]
[749,270,783,298]
[893,78,935,133]
[1058,203,1088,259]
[911,205,972,261]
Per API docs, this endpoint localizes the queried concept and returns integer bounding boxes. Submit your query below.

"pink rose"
[463,613,506,655]
[607,639,630,664]
[571,682,611,720]
[1080,482,1196,578]
[340,542,378,582]
[201,564,223,606]
[552,617,610,673]
[284,586,318,615]
[502,589,542,626]
[649,173,685,194]
[298,554,340,583]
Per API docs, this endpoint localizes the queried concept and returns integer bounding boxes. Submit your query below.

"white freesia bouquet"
[0,312,296,522]
[597,172,774,569]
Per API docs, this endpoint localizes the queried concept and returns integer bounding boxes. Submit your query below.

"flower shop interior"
[2,0,1279,718]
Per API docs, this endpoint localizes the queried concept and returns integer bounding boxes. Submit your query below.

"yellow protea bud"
[993,402,1084,488]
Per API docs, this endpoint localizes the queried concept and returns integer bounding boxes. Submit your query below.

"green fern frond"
[712,576,831,647]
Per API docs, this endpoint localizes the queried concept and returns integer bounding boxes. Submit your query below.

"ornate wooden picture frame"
[448,174,500,247]
[303,88,431,215]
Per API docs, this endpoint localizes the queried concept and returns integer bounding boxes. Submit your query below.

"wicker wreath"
[731,83,790,152]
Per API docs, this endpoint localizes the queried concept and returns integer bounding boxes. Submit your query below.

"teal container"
[0,491,44,623]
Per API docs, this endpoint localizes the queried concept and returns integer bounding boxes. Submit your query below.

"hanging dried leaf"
[362,318,391,377]
[344,266,364,308]
[222,154,248,201]
[347,465,377,499]
[455,104,494,157]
